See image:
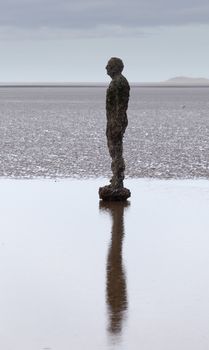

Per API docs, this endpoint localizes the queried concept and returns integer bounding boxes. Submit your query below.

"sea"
[0,85,209,179]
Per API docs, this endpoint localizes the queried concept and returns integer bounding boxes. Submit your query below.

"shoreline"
[0,83,209,88]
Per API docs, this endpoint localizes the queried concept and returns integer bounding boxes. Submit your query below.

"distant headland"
[165,76,209,84]
[132,76,209,87]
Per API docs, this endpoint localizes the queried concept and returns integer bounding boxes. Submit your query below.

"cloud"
[0,0,209,37]
[0,25,150,40]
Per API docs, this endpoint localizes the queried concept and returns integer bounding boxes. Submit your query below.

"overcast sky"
[0,0,209,82]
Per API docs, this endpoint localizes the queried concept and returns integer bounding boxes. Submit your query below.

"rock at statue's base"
[99,186,131,201]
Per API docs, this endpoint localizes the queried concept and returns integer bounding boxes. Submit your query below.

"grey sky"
[1,0,209,30]
[0,0,209,81]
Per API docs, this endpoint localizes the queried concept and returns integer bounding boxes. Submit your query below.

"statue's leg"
[114,138,125,188]
[107,137,116,185]
[107,136,125,189]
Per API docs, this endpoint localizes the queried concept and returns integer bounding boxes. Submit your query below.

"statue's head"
[106,57,124,78]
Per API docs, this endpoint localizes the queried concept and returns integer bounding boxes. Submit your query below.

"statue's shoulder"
[107,75,130,96]
[114,75,130,91]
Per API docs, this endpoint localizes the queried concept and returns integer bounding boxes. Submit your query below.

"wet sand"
[0,179,209,350]
[0,86,209,179]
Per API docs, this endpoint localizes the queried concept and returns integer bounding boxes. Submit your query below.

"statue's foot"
[99,185,131,201]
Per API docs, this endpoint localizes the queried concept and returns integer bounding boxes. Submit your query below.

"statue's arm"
[106,79,127,137]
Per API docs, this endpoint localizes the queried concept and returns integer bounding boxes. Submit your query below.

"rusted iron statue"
[99,57,131,201]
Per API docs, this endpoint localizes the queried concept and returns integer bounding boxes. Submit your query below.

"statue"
[99,57,131,201]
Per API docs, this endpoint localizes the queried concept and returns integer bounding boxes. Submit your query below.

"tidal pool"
[0,179,209,350]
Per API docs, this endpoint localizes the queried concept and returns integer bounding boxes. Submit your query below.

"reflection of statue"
[99,57,131,201]
[100,201,130,338]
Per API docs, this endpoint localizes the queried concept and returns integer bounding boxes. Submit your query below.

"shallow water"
[0,179,209,350]
[0,86,209,178]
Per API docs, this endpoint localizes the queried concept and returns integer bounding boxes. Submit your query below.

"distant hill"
[165,76,209,84]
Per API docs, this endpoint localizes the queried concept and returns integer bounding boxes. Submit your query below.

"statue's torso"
[106,75,130,135]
